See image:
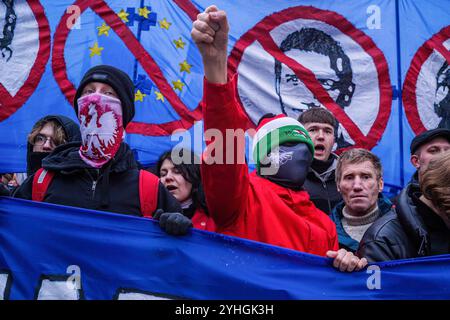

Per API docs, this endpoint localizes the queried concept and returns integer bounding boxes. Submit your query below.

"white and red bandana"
[77,93,124,168]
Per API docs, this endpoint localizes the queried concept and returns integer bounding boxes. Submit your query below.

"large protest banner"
[0,0,449,192]
[1,196,449,300]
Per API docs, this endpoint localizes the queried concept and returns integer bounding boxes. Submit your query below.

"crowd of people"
[1,6,449,274]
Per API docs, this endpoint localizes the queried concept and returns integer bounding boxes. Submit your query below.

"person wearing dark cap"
[14,65,188,234]
[358,150,450,262]
[409,128,450,181]
[358,128,449,261]
[391,128,450,206]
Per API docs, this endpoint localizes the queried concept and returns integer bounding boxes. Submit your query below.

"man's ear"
[410,154,420,169]
[378,177,384,193]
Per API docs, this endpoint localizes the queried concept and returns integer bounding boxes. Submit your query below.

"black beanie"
[73,65,135,127]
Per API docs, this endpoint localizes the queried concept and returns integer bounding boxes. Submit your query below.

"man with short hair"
[298,107,342,215]
[392,128,450,205]
[330,148,394,252]
[410,128,450,181]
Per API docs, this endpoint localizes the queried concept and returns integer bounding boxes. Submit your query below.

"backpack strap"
[139,169,159,218]
[32,168,55,202]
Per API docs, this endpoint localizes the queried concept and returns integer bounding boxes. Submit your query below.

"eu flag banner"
[0,0,449,192]
[1,196,450,300]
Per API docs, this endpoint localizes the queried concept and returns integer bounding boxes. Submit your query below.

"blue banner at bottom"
[0,197,449,300]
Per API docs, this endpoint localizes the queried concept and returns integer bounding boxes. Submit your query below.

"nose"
[317,129,325,140]
[352,176,364,190]
[164,171,175,182]
[42,138,53,151]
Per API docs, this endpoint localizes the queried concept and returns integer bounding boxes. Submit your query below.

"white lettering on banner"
[366,5,381,30]
[0,272,11,300]
[366,265,382,290]
[36,277,81,300]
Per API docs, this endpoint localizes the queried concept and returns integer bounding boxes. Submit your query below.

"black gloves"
[153,210,193,236]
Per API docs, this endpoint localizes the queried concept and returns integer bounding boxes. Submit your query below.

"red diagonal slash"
[403,25,450,134]
[228,6,392,151]
[52,0,201,136]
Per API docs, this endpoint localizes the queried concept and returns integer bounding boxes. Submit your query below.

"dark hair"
[156,148,208,214]
[274,28,355,113]
[298,107,337,128]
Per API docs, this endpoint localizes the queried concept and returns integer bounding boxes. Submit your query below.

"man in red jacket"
[192,5,367,271]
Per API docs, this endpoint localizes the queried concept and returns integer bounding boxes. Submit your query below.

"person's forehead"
[419,137,450,151]
[161,158,175,170]
[304,122,334,130]
[341,160,376,175]
[84,82,115,91]
[39,122,55,134]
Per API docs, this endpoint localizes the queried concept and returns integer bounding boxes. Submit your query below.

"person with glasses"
[26,115,81,176]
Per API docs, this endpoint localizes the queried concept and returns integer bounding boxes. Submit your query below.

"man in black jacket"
[357,150,450,262]
[392,128,450,205]
[298,107,342,215]
[14,65,190,234]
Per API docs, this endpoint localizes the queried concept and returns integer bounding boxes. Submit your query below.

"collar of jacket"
[308,153,338,182]
[42,142,138,174]
[396,183,430,256]
[331,193,393,252]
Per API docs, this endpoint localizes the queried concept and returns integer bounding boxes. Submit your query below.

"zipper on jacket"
[321,180,332,214]
[85,169,101,201]
[91,180,98,200]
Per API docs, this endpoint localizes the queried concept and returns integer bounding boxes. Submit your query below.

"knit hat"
[410,128,450,154]
[73,65,135,127]
[252,114,314,170]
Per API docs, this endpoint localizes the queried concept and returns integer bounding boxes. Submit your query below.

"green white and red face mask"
[77,93,124,168]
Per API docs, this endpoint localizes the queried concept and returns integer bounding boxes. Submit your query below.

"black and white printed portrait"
[434,61,450,129]
[235,11,388,151]
[274,27,355,147]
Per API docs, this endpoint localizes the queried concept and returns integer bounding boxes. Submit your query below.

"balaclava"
[73,65,135,168]
[253,114,315,189]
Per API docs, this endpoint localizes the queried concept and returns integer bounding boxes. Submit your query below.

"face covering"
[259,143,313,190]
[77,93,124,168]
[28,151,50,175]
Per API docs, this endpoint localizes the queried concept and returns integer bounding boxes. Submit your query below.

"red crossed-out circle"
[52,0,201,136]
[228,6,392,150]
[0,0,50,123]
[402,26,450,135]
